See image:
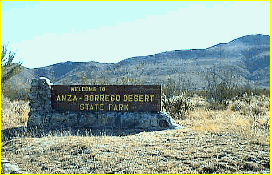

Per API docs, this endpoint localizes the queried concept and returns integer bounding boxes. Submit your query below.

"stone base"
[27,111,183,132]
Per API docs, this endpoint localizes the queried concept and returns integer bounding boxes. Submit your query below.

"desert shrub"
[203,83,270,110]
[230,102,241,111]
[162,77,177,98]
[189,94,210,109]
[161,93,194,119]
[1,94,30,129]
[2,82,30,101]
[206,102,228,110]
[161,76,192,98]
[205,82,236,105]
[229,93,270,117]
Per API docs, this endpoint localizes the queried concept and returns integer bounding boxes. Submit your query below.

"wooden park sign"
[51,85,161,112]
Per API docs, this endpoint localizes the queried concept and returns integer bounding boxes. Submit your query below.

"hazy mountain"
[5,34,270,91]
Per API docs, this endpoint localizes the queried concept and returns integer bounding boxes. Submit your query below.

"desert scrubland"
[1,89,270,174]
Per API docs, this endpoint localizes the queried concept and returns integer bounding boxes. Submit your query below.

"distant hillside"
[5,34,270,92]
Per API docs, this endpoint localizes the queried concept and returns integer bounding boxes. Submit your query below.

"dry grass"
[1,93,270,174]
[176,94,270,145]
[1,95,29,130]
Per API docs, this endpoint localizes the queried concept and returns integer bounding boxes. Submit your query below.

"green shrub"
[162,93,194,119]
[2,83,30,101]
[203,83,270,109]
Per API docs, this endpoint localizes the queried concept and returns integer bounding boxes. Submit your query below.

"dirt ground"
[1,126,270,174]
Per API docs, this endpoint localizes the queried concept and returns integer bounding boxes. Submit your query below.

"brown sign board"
[51,85,161,112]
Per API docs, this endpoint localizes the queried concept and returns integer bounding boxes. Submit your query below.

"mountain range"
[4,34,270,92]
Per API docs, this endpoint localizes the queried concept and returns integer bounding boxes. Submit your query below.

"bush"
[229,93,270,117]
[2,83,30,101]
[1,94,30,129]
[1,43,22,84]
[204,83,270,110]
[162,93,194,119]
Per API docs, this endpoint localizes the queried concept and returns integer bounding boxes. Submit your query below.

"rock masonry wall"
[27,77,182,131]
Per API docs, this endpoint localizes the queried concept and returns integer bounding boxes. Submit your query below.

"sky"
[1,1,270,68]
